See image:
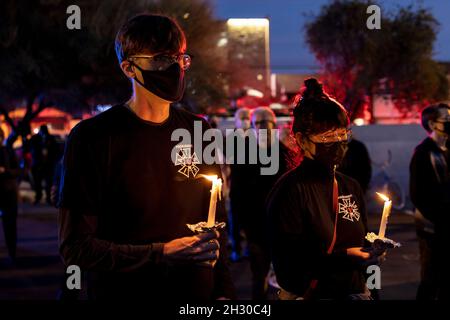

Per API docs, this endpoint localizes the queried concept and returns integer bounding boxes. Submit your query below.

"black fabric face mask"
[313,141,349,169]
[132,62,186,102]
[443,122,450,135]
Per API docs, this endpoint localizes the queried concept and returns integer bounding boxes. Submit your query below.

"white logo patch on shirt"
[338,194,360,222]
[175,144,200,178]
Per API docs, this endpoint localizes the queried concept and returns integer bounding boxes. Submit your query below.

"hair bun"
[303,78,324,100]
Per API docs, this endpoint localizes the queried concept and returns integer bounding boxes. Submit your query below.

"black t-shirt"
[59,104,234,300]
[267,158,369,299]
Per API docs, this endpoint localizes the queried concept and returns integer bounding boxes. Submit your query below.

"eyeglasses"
[254,120,276,128]
[308,128,352,144]
[128,53,192,71]
[436,115,450,122]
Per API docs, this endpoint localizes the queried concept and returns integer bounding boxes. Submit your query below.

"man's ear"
[120,60,135,79]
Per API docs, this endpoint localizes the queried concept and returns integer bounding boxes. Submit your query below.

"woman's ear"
[120,60,135,79]
[297,132,315,158]
[294,132,303,148]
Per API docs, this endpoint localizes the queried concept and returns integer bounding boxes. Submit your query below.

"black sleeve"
[58,123,164,272]
[409,149,450,224]
[267,180,313,295]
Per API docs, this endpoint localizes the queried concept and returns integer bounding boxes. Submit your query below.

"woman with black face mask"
[267,78,386,300]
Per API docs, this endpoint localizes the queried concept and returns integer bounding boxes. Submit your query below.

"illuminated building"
[217,18,271,101]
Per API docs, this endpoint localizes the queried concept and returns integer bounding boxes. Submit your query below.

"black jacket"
[410,137,450,233]
[267,158,369,298]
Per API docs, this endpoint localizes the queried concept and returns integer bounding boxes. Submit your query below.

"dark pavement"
[0,202,420,300]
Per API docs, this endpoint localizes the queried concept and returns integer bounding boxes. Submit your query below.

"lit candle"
[377,192,392,238]
[202,175,223,227]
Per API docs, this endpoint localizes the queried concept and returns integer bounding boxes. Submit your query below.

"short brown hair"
[421,103,450,133]
[115,14,186,63]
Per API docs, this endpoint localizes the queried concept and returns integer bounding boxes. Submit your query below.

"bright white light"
[201,174,218,182]
[269,103,284,110]
[353,118,365,126]
[247,89,264,98]
[217,38,228,47]
[227,18,269,28]
[96,105,112,113]
[33,128,39,134]
[376,192,390,202]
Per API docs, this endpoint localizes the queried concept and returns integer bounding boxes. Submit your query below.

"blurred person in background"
[0,127,21,261]
[228,107,251,262]
[231,106,292,300]
[410,103,450,300]
[30,124,58,205]
[340,136,372,194]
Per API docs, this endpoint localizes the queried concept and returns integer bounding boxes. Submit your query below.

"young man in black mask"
[58,14,234,300]
[410,103,450,300]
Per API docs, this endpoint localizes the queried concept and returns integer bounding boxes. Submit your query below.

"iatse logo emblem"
[174,144,200,178]
[339,195,361,222]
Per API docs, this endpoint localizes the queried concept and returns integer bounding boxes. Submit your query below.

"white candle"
[203,175,222,227]
[377,192,392,238]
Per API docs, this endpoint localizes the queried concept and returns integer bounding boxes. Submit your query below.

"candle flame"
[201,174,219,182]
[376,192,390,202]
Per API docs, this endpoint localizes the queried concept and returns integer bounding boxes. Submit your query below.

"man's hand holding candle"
[162,230,220,267]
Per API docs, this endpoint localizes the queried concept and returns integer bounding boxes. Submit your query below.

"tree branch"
[30,94,51,119]
[23,94,36,123]
[0,105,17,130]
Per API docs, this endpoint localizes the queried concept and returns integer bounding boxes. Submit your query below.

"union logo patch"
[338,194,360,222]
[174,144,200,178]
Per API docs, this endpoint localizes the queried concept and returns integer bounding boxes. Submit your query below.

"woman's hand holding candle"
[346,247,387,266]
[162,230,220,266]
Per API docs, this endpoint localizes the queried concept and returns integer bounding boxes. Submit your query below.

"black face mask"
[132,62,186,102]
[443,122,450,135]
[312,141,349,169]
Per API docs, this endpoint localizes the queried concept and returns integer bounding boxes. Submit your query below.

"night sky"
[213,0,450,74]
